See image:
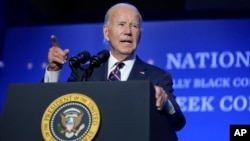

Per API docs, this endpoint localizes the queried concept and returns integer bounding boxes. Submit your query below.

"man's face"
[103,6,141,60]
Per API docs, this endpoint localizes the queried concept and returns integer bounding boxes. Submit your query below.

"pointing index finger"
[51,35,60,47]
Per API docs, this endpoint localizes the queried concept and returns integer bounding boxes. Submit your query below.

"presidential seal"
[41,93,101,141]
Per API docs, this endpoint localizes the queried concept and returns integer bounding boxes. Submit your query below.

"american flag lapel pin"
[140,71,145,75]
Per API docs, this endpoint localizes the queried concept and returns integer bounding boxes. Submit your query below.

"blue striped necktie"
[108,62,124,81]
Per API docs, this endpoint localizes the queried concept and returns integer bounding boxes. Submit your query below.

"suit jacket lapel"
[127,56,147,81]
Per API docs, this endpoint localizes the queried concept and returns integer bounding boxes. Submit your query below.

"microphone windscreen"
[97,50,110,63]
[90,49,110,68]
[78,51,91,64]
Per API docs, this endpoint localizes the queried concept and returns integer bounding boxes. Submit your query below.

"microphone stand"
[69,59,81,81]
[69,56,89,81]
[81,55,102,81]
[81,65,94,82]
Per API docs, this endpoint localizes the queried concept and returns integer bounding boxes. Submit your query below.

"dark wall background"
[0,0,5,59]
[0,0,250,58]
[5,0,250,27]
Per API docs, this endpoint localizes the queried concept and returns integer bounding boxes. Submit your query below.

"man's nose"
[124,25,132,35]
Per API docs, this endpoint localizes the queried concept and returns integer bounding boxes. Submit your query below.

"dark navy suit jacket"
[67,56,186,141]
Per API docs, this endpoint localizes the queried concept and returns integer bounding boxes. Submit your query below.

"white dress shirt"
[44,68,61,83]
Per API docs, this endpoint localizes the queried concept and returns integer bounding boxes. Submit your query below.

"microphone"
[69,51,91,68]
[82,49,110,81]
[89,49,110,68]
[69,51,91,81]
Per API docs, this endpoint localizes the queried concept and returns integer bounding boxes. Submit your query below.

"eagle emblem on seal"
[57,107,85,138]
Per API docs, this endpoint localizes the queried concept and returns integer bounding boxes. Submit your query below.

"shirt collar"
[108,52,136,70]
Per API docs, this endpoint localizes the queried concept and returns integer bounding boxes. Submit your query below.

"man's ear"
[103,25,109,41]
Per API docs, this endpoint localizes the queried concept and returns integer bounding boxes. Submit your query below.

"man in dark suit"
[44,2,186,141]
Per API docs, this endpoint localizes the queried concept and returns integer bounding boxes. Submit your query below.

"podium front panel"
[0,81,169,141]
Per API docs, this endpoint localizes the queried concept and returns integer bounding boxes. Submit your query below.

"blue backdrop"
[0,18,249,141]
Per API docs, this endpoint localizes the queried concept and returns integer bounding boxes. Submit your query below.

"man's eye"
[131,24,140,29]
[118,23,124,26]
[132,25,138,28]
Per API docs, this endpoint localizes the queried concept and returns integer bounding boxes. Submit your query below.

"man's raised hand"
[47,35,69,71]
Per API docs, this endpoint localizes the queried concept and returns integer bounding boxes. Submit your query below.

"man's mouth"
[120,40,132,43]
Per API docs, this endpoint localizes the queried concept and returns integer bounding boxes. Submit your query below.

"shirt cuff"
[165,99,176,115]
[44,66,61,83]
